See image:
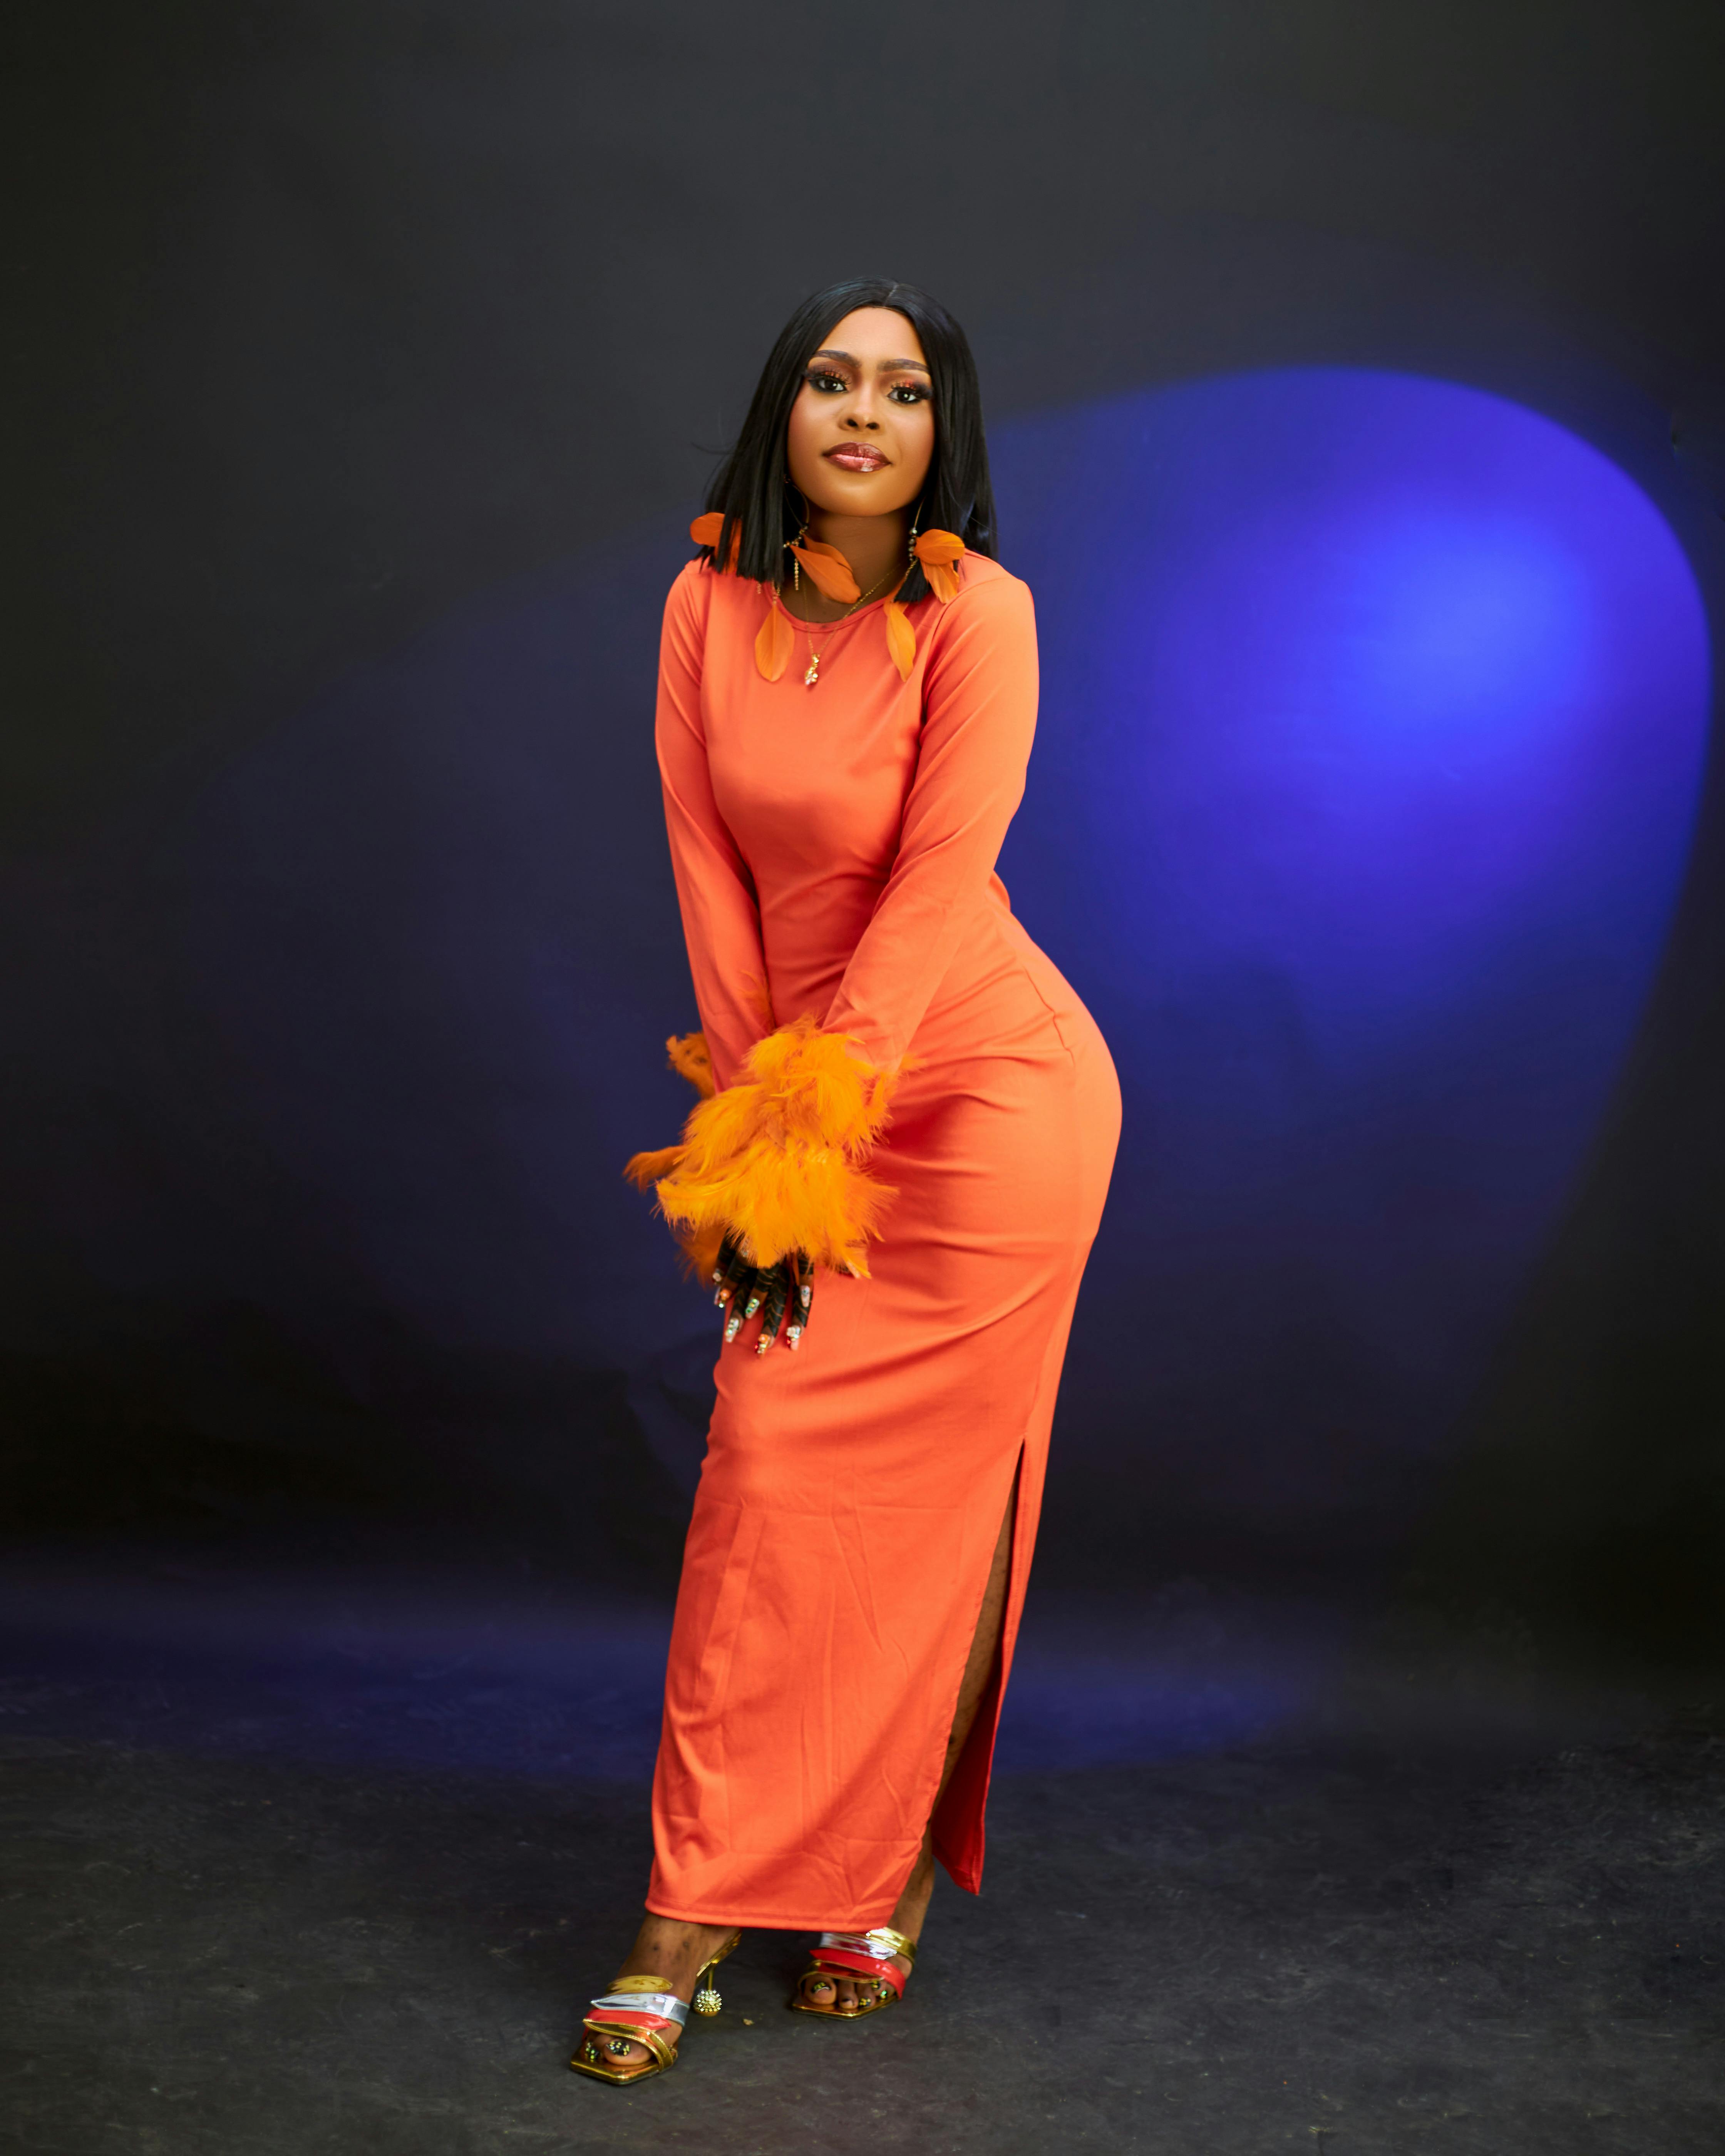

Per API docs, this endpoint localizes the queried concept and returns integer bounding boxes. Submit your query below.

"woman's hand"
[712,1234,816,1354]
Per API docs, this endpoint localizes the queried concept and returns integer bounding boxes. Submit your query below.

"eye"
[888,381,931,405]
[804,368,849,395]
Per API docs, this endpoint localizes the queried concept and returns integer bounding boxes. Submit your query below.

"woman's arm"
[655,566,771,1091]
[636,571,1037,1287]
[823,572,1038,1067]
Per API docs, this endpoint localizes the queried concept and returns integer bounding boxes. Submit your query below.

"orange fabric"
[646,549,1119,1929]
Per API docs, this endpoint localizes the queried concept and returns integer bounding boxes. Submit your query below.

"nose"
[841,382,884,432]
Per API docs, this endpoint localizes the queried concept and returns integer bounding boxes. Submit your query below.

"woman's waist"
[763,907,1103,1065]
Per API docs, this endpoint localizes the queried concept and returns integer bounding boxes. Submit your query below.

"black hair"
[699,278,996,608]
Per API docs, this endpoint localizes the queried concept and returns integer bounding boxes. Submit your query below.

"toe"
[581,2032,662,2072]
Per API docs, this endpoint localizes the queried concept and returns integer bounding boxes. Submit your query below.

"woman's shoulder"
[955,551,1022,591]
[925,551,1034,648]
[664,554,713,614]
[665,554,769,628]
[948,551,1032,614]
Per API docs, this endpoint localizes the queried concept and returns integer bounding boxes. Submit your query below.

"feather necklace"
[797,565,899,688]
[687,515,968,685]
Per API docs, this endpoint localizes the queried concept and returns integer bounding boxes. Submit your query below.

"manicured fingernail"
[799,1286,812,1307]
[744,1296,760,1318]
[710,1269,722,1283]
[788,1330,801,1351]
[725,1317,741,1341]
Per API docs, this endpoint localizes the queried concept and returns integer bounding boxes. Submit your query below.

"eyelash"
[804,368,929,406]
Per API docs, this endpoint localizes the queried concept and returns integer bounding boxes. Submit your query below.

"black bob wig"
[698,278,997,611]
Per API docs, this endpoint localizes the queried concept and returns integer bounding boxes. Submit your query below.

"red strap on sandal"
[809,1945,908,1998]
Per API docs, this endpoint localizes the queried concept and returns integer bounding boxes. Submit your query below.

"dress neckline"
[768,583,905,633]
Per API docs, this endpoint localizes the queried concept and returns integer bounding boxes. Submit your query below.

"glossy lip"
[824,444,889,471]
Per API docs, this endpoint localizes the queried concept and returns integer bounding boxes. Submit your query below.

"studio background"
[6,0,1725,1716]
[9,10,1725,2152]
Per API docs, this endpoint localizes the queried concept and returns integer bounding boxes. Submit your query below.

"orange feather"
[884,599,916,681]
[755,602,794,681]
[624,1143,685,1190]
[913,528,965,603]
[635,1016,901,1275]
[788,539,861,603]
[689,511,740,567]
[665,1030,715,1099]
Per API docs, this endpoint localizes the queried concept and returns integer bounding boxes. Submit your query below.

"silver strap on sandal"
[588,1989,688,2025]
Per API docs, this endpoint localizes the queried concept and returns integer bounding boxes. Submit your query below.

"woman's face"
[784,307,935,521]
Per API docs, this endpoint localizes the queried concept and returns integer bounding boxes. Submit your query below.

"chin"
[809,478,913,517]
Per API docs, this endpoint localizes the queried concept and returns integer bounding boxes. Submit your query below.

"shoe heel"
[692,1930,739,2017]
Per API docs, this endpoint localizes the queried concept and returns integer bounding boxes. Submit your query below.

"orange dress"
[641,549,1120,1930]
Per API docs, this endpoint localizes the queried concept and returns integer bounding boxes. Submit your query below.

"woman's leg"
[605,1465,1019,2047]
[802,1464,1019,2010]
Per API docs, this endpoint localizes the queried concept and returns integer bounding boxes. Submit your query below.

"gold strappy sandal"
[571,1933,739,2085]
[790,1926,917,2019]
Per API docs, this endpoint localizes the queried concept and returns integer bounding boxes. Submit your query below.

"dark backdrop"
[5,0,1724,1680]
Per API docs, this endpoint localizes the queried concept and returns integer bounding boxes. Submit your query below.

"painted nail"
[725,1316,742,1342]
[799,1286,812,1307]
[787,1329,801,1351]
[744,1296,761,1319]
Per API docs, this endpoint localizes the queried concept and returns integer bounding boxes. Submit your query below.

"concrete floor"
[2,1566,1720,2155]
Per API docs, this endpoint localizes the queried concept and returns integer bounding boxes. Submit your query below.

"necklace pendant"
[803,656,820,688]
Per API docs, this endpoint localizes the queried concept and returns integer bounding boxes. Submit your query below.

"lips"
[824,444,889,472]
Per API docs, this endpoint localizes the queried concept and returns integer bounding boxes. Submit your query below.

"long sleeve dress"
[635,547,1120,1931]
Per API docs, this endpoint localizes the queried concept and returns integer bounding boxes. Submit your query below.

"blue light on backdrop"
[995,368,1710,1525]
[1000,370,1706,1055]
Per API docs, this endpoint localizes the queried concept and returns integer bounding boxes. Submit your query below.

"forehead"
[813,307,928,367]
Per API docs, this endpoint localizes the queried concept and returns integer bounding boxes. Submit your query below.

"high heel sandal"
[789,1926,917,2019]
[570,1932,739,2086]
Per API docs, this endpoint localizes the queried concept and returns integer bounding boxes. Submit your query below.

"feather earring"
[688,511,740,568]
[884,529,968,681]
[785,530,862,603]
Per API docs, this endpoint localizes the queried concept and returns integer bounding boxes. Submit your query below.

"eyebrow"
[809,347,931,375]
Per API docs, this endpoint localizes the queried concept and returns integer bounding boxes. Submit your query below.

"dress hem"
[645,1897,913,1933]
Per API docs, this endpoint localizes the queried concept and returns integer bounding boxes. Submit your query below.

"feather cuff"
[625,1017,898,1276]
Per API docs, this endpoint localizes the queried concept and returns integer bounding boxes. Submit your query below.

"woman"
[573,278,1120,2085]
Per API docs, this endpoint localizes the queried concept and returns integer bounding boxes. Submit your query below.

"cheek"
[785,392,825,476]
[898,411,936,489]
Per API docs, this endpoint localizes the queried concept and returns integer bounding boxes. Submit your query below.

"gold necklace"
[799,567,898,688]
